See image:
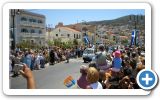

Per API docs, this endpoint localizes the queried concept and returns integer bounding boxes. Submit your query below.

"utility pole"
[11,9,16,50]
[10,9,20,50]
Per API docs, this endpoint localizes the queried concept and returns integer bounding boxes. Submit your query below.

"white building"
[48,27,82,43]
[10,9,46,48]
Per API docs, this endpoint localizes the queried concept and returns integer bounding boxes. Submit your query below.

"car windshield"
[84,50,94,54]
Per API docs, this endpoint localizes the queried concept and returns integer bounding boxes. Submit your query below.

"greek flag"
[84,36,89,44]
[131,30,136,46]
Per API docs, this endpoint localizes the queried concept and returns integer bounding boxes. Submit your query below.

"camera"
[13,63,24,73]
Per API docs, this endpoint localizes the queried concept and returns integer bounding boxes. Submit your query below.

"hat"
[113,50,121,57]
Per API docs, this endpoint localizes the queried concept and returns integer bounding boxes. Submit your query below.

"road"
[10,58,88,89]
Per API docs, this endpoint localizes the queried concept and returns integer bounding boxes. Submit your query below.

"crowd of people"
[9,46,85,77]
[10,44,145,89]
[77,44,145,89]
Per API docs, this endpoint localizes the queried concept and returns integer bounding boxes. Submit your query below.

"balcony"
[21,33,46,38]
[20,21,45,28]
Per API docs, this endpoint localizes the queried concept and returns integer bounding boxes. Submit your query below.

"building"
[10,9,46,49]
[48,26,82,43]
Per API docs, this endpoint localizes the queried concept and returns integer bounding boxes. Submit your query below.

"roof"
[22,10,45,18]
[119,36,128,39]
[59,27,81,33]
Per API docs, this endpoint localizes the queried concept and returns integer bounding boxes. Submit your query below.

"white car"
[82,48,95,63]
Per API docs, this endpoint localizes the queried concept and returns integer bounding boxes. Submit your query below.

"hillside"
[64,15,145,33]
[86,15,145,26]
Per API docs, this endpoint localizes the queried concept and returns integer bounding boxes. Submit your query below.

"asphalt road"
[10,58,88,89]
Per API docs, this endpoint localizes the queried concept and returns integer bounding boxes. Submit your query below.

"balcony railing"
[20,21,45,28]
[21,33,46,38]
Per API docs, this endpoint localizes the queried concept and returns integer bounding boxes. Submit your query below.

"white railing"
[21,33,46,38]
[20,21,45,28]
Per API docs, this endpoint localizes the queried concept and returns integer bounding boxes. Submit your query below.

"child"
[110,50,122,72]
[86,67,103,89]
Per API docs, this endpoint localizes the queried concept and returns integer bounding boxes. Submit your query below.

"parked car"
[82,48,95,63]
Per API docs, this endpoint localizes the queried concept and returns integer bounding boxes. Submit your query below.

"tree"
[73,39,78,46]
[121,39,129,45]
[47,40,54,46]
[53,38,62,47]
[17,40,39,49]
[109,40,116,45]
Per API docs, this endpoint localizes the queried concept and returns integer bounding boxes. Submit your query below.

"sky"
[27,9,145,27]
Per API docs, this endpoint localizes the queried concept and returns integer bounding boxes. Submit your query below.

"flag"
[131,30,136,46]
[83,36,89,44]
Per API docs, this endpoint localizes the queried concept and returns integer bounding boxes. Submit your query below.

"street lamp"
[10,9,20,50]
[81,20,87,37]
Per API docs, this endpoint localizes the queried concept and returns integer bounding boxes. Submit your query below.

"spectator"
[65,49,70,63]
[77,65,89,89]
[23,51,32,69]
[49,49,55,65]
[12,53,21,77]
[86,67,103,89]
[110,50,122,73]
[119,76,132,89]
[95,44,109,71]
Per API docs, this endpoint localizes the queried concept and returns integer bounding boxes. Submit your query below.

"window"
[22,40,26,42]
[21,17,27,21]
[56,34,58,37]
[31,40,34,44]
[32,19,36,23]
[31,29,35,33]
[29,19,33,22]
[38,20,43,24]
[21,28,28,33]
[79,34,81,39]
[74,34,75,38]
[67,34,70,38]
[29,18,36,23]
[39,30,42,34]
[76,34,78,39]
